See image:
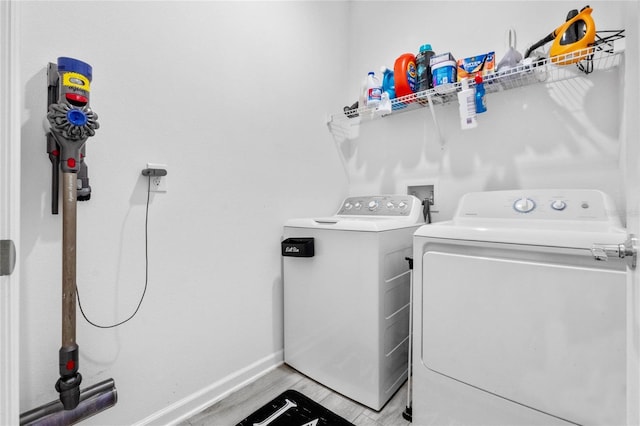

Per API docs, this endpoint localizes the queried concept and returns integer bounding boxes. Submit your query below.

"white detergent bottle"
[365,71,382,109]
[457,77,477,129]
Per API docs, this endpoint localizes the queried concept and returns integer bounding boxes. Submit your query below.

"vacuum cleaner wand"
[55,170,83,410]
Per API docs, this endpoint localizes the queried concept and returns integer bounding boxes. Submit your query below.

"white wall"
[341,1,628,221]
[19,2,348,424]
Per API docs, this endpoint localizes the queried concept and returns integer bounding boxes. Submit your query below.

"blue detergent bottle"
[381,66,395,99]
[381,66,406,110]
[474,74,487,113]
[380,66,407,110]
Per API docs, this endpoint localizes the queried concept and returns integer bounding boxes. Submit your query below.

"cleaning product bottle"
[381,66,406,111]
[380,66,395,100]
[393,53,417,99]
[474,74,487,113]
[457,78,477,129]
[379,66,395,112]
[416,44,435,92]
[365,71,382,108]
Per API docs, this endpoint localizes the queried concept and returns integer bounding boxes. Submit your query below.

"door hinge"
[591,234,637,269]
[0,239,16,276]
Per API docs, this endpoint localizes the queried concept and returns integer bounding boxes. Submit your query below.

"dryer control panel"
[454,189,622,228]
[337,195,421,218]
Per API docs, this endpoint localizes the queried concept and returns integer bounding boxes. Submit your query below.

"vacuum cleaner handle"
[47,134,60,215]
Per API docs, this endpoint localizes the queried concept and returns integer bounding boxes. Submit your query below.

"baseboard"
[133,350,284,426]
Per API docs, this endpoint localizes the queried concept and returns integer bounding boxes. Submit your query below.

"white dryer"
[412,189,627,426]
[283,195,424,411]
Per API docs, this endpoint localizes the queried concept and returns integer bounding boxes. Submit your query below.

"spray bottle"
[474,74,487,113]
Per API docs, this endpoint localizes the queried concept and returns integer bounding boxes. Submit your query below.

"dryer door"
[421,240,626,426]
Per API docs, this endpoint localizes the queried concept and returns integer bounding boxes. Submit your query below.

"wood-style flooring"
[180,364,411,426]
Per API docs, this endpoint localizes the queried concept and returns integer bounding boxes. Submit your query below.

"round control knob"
[386,202,395,209]
[398,201,407,209]
[551,200,566,211]
[354,202,362,209]
[513,197,536,213]
[344,202,353,210]
[368,200,379,211]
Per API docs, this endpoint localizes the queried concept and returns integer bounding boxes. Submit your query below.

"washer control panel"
[337,195,419,217]
[456,189,620,223]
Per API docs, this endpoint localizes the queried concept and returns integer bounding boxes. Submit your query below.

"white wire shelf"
[327,46,623,140]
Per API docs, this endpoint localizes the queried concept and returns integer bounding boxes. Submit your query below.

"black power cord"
[76,177,152,328]
[578,29,625,75]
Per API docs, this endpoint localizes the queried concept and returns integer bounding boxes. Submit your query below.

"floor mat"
[235,389,355,426]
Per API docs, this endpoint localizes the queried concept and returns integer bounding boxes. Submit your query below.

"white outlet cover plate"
[146,162,167,192]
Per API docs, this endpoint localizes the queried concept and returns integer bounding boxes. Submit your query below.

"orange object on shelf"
[393,53,417,98]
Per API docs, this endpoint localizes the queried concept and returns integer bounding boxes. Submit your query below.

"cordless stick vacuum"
[20,57,117,425]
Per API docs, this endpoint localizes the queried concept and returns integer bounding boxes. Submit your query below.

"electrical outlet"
[146,163,168,192]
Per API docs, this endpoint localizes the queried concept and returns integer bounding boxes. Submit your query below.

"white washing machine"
[412,189,627,426]
[282,195,424,411]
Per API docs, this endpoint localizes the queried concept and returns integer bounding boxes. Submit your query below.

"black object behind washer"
[236,389,354,426]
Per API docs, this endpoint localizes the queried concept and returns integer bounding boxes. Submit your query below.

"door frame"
[624,3,640,425]
[0,1,21,424]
